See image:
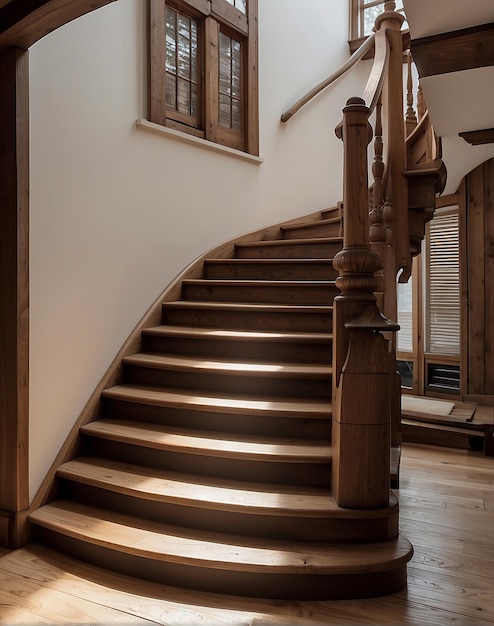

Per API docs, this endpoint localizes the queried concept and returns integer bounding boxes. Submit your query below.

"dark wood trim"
[459,128,494,146]
[0,0,118,51]
[0,45,29,547]
[411,22,494,78]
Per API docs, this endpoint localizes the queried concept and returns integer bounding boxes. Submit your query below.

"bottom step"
[30,501,413,600]
[402,418,485,451]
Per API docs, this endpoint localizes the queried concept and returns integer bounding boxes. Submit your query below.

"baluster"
[370,98,386,246]
[405,50,417,136]
[417,84,426,120]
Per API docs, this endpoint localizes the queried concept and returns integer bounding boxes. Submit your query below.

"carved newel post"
[332,97,399,509]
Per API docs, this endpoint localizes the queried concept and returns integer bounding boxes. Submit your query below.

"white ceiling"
[403,0,494,194]
[405,0,494,38]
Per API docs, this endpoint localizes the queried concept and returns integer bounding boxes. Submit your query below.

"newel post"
[332,97,398,509]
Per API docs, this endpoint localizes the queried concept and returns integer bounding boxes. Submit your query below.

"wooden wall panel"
[466,164,485,394]
[0,45,30,545]
[465,158,494,397]
[484,160,494,394]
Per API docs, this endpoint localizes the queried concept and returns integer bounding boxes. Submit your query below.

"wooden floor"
[1,443,493,625]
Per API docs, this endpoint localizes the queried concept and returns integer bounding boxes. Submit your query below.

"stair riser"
[162,306,333,332]
[31,528,408,600]
[281,224,342,240]
[182,283,338,305]
[235,241,342,259]
[59,481,399,543]
[123,365,332,400]
[204,261,339,281]
[141,334,332,364]
[102,398,332,440]
[83,437,332,487]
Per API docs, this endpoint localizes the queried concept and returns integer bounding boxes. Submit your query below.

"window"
[150,0,259,155]
[396,202,461,397]
[350,0,407,44]
[424,209,460,356]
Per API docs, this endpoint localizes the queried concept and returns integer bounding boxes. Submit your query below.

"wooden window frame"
[349,0,407,54]
[150,0,258,155]
[397,196,463,399]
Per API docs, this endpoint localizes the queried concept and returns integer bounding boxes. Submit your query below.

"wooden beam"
[0,0,117,51]
[411,22,494,78]
[459,128,494,146]
[0,45,30,547]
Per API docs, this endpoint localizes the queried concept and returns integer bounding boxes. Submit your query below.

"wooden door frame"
[0,0,117,548]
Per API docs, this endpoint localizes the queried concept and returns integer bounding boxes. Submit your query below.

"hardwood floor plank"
[1,443,493,624]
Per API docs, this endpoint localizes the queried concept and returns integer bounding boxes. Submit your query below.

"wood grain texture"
[1,444,493,624]
[0,46,29,544]
[411,22,494,78]
[0,0,118,51]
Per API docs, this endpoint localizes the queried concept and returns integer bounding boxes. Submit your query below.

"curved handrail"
[361,29,389,113]
[280,32,376,123]
[335,29,389,139]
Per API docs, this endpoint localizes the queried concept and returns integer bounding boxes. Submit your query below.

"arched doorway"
[0,0,116,548]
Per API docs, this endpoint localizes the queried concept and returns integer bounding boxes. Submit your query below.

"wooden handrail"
[280,32,376,123]
[335,28,390,140]
[362,29,389,113]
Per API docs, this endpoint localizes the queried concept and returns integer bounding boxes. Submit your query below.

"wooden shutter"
[425,210,460,355]
[397,280,413,353]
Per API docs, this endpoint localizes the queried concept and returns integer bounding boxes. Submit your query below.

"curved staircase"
[29,204,413,600]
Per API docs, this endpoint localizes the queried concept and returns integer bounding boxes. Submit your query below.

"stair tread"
[164,301,333,312]
[402,418,485,437]
[58,457,399,517]
[183,279,336,286]
[80,419,332,462]
[235,237,343,248]
[204,258,335,264]
[30,501,412,574]
[281,217,341,231]
[143,325,332,342]
[123,353,332,377]
[101,384,331,418]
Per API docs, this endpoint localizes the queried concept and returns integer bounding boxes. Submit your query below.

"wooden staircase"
[29,204,413,600]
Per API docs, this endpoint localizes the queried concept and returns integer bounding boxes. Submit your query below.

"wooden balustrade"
[282,1,444,509]
[332,1,409,509]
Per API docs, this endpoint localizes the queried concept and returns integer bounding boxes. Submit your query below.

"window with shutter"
[424,210,460,356]
[149,0,258,155]
[396,201,461,397]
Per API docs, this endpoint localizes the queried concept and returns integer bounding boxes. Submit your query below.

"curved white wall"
[29,0,370,498]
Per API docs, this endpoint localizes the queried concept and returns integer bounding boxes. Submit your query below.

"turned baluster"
[405,50,418,136]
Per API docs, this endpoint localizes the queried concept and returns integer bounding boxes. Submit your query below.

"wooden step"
[81,419,331,462]
[102,383,331,441]
[56,457,399,542]
[101,385,330,420]
[402,418,485,451]
[234,237,343,259]
[80,417,332,485]
[181,279,338,305]
[203,258,338,281]
[280,217,342,240]
[161,302,333,332]
[141,326,332,364]
[321,203,343,221]
[122,353,332,399]
[30,500,413,600]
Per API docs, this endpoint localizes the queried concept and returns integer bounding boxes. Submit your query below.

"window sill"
[136,119,265,164]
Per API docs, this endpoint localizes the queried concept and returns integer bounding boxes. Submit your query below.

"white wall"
[29,0,370,499]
